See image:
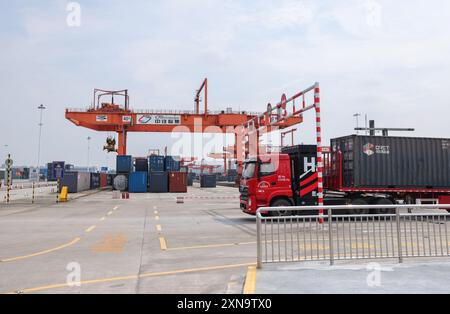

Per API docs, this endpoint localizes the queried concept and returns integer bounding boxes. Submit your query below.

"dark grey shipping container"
[90,173,101,189]
[200,175,217,188]
[149,172,169,193]
[331,135,450,189]
[59,171,91,193]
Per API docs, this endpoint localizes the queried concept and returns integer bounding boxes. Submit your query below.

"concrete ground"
[256,259,450,294]
[255,258,450,294]
[0,184,256,294]
[1,184,449,294]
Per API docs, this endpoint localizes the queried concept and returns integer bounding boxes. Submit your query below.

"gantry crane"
[207,150,233,176]
[65,79,302,158]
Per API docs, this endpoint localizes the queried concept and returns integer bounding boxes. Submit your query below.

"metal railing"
[256,204,450,268]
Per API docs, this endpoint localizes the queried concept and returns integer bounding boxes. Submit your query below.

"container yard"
[2,0,450,302]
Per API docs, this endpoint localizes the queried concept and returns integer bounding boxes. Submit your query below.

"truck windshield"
[242,162,256,179]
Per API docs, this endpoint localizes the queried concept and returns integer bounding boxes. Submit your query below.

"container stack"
[115,155,133,191]
[149,155,168,193]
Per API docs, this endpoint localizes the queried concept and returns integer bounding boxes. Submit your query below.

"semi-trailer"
[240,135,450,215]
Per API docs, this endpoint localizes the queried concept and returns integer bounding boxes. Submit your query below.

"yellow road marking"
[107,211,113,216]
[0,237,81,263]
[85,225,96,233]
[159,237,167,251]
[154,210,159,215]
[99,217,106,222]
[155,216,160,221]
[156,225,162,232]
[168,241,256,251]
[9,262,256,294]
[243,266,257,295]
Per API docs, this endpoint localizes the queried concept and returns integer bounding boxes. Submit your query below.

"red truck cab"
[240,155,293,215]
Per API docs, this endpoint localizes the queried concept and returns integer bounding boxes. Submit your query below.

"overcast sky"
[1,0,449,169]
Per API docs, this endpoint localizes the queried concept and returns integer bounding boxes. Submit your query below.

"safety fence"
[256,205,450,268]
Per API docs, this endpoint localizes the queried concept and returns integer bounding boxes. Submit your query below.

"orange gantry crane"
[65,79,303,159]
[208,150,234,175]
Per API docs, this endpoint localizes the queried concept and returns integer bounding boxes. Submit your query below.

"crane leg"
[118,130,127,156]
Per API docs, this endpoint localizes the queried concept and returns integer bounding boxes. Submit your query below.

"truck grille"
[240,186,249,201]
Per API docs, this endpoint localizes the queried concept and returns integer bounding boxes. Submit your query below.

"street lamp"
[87,136,92,172]
[37,104,46,181]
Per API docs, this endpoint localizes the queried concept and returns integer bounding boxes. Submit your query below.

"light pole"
[37,105,46,181]
[87,136,92,172]
[353,113,361,135]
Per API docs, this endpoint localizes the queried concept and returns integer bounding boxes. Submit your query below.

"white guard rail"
[256,204,450,268]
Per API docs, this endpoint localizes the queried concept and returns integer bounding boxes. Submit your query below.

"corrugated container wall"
[165,156,181,172]
[59,172,91,193]
[90,173,101,189]
[129,172,148,193]
[169,172,187,193]
[149,156,165,172]
[116,155,133,173]
[135,158,149,172]
[331,135,450,189]
[100,173,108,188]
[149,172,169,193]
[200,175,217,188]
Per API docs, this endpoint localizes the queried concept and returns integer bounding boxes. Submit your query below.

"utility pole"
[87,136,92,172]
[37,104,46,182]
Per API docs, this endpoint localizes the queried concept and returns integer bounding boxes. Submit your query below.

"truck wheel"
[270,199,292,216]
[349,198,370,215]
[373,198,395,215]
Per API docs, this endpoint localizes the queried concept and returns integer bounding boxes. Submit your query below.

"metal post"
[256,212,263,269]
[37,104,46,183]
[5,154,11,204]
[32,182,35,204]
[396,207,403,263]
[328,209,334,265]
[56,178,60,204]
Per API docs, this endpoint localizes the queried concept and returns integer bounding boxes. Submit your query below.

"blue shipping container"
[165,156,180,172]
[149,156,165,172]
[117,155,133,173]
[129,172,148,193]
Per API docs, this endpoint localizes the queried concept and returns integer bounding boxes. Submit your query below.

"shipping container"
[149,156,165,172]
[113,174,128,191]
[331,135,450,189]
[90,173,101,189]
[169,172,187,193]
[149,172,169,193]
[135,158,149,172]
[59,171,91,193]
[116,155,133,173]
[227,169,238,177]
[47,163,55,181]
[107,174,114,186]
[129,172,148,193]
[200,175,217,188]
[165,156,181,172]
[100,173,108,188]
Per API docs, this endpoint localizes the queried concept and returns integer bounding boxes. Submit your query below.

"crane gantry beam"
[65,79,303,156]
